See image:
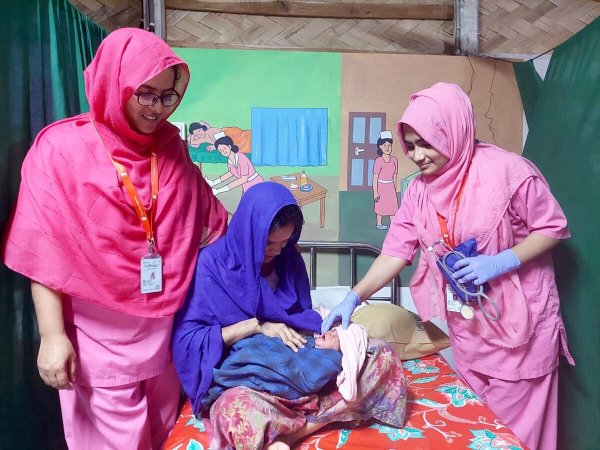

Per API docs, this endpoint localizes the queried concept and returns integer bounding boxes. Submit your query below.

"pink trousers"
[458,366,558,450]
[59,364,180,450]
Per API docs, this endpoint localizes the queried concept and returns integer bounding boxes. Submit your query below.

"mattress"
[163,353,527,449]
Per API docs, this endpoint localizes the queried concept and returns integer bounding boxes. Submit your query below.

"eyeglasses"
[134,91,181,107]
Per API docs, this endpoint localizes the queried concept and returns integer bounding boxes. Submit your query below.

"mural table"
[270,173,327,228]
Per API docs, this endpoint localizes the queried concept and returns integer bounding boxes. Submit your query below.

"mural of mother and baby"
[187,121,252,153]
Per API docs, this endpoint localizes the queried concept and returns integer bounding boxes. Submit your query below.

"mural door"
[347,112,386,191]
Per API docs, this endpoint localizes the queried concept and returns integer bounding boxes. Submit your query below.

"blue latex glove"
[320,291,362,333]
[452,249,521,285]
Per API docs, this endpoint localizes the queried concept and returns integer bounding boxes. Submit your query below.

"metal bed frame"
[297,240,401,306]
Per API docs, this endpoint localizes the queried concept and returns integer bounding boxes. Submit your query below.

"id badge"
[446,284,462,313]
[141,253,163,294]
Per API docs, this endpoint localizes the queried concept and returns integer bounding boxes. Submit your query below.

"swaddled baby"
[203,323,368,407]
[316,323,369,402]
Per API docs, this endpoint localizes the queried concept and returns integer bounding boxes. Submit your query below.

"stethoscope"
[427,239,501,322]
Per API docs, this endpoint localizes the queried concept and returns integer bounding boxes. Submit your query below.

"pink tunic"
[227,152,264,192]
[59,295,181,448]
[2,30,229,318]
[382,176,574,379]
[63,296,173,386]
[373,156,399,216]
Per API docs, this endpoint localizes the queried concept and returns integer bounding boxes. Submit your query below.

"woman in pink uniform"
[2,28,228,449]
[322,82,574,450]
[372,130,399,230]
[205,133,264,196]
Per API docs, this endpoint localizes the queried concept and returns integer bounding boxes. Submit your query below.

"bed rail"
[297,240,401,306]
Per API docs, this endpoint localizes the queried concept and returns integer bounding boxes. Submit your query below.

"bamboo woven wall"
[70,0,600,56]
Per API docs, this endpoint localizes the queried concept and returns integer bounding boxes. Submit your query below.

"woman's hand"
[37,332,76,390]
[452,234,561,286]
[373,191,380,202]
[30,281,75,390]
[452,249,521,285]
[321,291,362,333]
[259,322,307,352]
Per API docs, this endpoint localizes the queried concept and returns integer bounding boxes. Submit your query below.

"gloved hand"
[452,249,521,285]
[212,184,231,196]
[204,176,221,187]
[320,291,362,333]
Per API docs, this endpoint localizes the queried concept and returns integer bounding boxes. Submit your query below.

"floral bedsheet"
[163,354,527,450]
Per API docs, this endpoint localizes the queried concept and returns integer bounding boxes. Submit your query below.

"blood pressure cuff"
[436,238,488,303]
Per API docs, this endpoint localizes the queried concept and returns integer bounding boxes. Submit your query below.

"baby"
[315,328,341,350]
[315,323,368,402]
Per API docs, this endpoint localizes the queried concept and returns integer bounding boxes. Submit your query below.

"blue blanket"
[203,335,342,408]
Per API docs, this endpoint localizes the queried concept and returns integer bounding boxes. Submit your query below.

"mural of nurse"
[205,132,264,196]
[372,130,399,230]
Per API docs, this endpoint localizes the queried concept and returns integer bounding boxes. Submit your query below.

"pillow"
[310,287,352,310]
[351,303,450,360]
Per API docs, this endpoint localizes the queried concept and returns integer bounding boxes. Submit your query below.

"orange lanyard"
[436,173,469,248]
[91,120,159,249]
[110,155,158,245]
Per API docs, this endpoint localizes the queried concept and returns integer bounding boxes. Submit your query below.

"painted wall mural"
[169,48,524,285]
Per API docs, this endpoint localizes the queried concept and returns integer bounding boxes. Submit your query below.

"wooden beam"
[455,0,478,55]
[165,0,454,20]
[154,0,166,40]
[142,0,167,39]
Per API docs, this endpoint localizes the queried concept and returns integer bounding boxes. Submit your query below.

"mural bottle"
[300,170,308,186]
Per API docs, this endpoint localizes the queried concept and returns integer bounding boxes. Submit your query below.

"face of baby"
[315,329,340,351]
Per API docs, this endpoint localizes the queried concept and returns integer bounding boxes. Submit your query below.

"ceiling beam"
[165,0,454,20]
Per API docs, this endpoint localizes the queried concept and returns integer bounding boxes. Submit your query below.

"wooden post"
[153,0,166,40]
[143,0,167,39]
[142,0,151,32]
[455,0,478,55]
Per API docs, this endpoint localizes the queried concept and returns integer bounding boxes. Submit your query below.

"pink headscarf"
[2,28,227,317]
[397,82,544,348]
[335,323,368,401]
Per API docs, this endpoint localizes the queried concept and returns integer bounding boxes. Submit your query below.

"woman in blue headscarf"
[172,182,407,450]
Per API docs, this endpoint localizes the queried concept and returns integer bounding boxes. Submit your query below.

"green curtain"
[514,17,600,450]
[0,0,106,447]
[512,60,543,127]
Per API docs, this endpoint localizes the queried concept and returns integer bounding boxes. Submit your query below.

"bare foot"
[266,441,290,450]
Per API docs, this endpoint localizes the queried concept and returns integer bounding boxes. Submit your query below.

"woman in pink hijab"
[322,82,574,450]
[2,28,228,449]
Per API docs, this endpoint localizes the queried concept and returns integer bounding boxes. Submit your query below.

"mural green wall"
[170,48,342,177]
